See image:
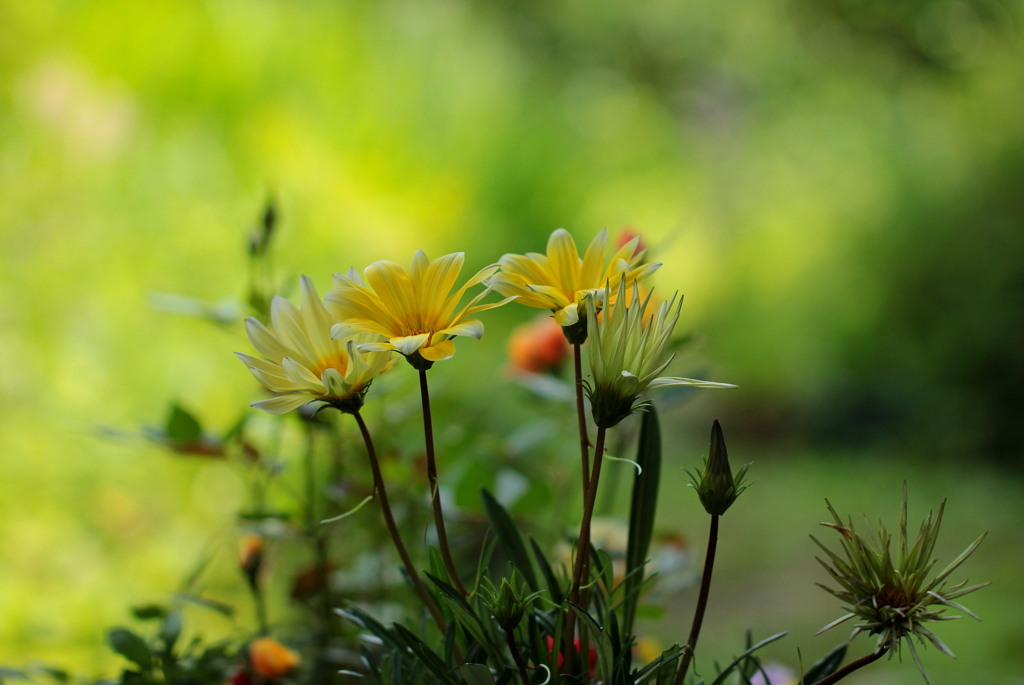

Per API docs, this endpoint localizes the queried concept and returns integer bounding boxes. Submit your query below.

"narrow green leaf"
[458,665,494,685]
[481,489,538,591]
[530,537,565,605]
[708,633,788,685]
[798,643,847,684]
[623,406,661,639]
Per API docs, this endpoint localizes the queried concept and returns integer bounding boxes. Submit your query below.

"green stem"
[670,514,719,685]
[810,648,888,685]
[564,426,607,674]
[249,582,268,636]
[353,411,448,632]
[506,627,532,685]
[418,369,468,595]
[573,343,591,493]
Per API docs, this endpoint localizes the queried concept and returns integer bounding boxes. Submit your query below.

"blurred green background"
[1,0,1023,682]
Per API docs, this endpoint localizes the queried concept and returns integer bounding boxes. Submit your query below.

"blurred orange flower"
[615,228,646,259]
[508,315,569,374]
[250,638,300,679]
[239,534,264,587]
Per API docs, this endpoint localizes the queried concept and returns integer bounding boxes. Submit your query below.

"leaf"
[798,643,847,684]
[568,604,614,684]
[131,605,168,621]
[174,593,234,617]
[165,404,202,445]
[481,489,538,592]
[708,633,788,685]
[392,624,461,685]
[159,611,182,651]
[458,665,494,685]
[530,537,565,605]
[623,406,662,639]
[108,629,152,670]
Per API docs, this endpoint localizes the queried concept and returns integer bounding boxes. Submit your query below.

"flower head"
[325,251,514,369]
[508,315,570,374]
[249,637,300,679]
[585,278,735,428]
[812,484,988,682]
[490,228,660,342]
[237,276,396,415]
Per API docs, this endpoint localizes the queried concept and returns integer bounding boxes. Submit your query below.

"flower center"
[876,585,909,610]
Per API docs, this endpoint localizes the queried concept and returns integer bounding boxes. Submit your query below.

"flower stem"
[564,426,607,674]
[418,369,468,595]
[573,343,591,494]
[353,411,448,631]
[671,514,719,685]
[506,626,532,685]
[249,582,269,636]
[810,648,888,685]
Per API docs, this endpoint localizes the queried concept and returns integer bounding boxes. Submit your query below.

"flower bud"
[239,534,264,590]
[687,420,750,517]
[482,569,539,632]
[249,637,300,680]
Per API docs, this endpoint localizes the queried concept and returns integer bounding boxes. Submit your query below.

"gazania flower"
[489,228,660,341]
[249,637,300,679]
[813,484,988,681]
[325,251,514,369]
[236,276,396,415]
[585,279,735,428]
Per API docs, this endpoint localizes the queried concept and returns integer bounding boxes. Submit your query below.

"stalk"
[249,582,268,636]
[506,627,532,685]
[573,343,591,493]
[353,411,448,632]
[418,369,468,595]
[810,648,888,685]
[670,514,720,685]
[564,426,607,674]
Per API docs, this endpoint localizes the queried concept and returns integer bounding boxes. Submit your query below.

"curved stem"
[506,626,532,685]
[573,343,591,494]
[670,514,719,685]
[353,411,448,631]
[418,369,468,595]
[810,648,888,685]
[564,426,607,674]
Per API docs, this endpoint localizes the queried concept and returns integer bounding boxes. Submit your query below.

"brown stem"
[353,411,447,632]
[418,369,468,595]
[670,514,719,685]
[564,426,607,674]
[810,648,888,685]
[506,626,532,685]
[573,343,591,493]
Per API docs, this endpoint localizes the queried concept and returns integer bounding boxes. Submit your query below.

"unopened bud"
[688,420,750,517]
[239,534,264,589]
[483,569,539,632]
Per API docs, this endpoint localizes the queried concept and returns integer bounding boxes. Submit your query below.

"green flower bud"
[480,569,541,632]
[687,420,750,517]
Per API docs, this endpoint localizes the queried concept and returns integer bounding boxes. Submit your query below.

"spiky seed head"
[812,483,989,683]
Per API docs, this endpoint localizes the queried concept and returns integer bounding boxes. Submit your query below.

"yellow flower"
[249,637,300,679]
[586,278,735,428]
[324,250,514,368]
[489,228,661,339]
[236,276,396,414]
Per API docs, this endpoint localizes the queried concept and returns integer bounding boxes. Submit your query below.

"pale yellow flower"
[237,276,396,414]
[489,228,661,333]
[586,278,735,428]
[324,251,514,367]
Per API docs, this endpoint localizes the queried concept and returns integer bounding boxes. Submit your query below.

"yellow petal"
[554,303,579,326]
[498,253,556,287]
[244,318,290,364]
[525,284,572,308]
[251,394,312,414]
[578,229,609,289]
[270,297,317,367]
[419,252,465,313]
[546,228,581,295]
[410,249,431,285]
[440,263,499,321]
[419,339,456,361]
[282,357,324,391]
[356,341,397,352]
[299,275,336,359]
[324,288,399,334]
[435,318,484,340]
[364,260,417,323]
[389,333,430,356]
